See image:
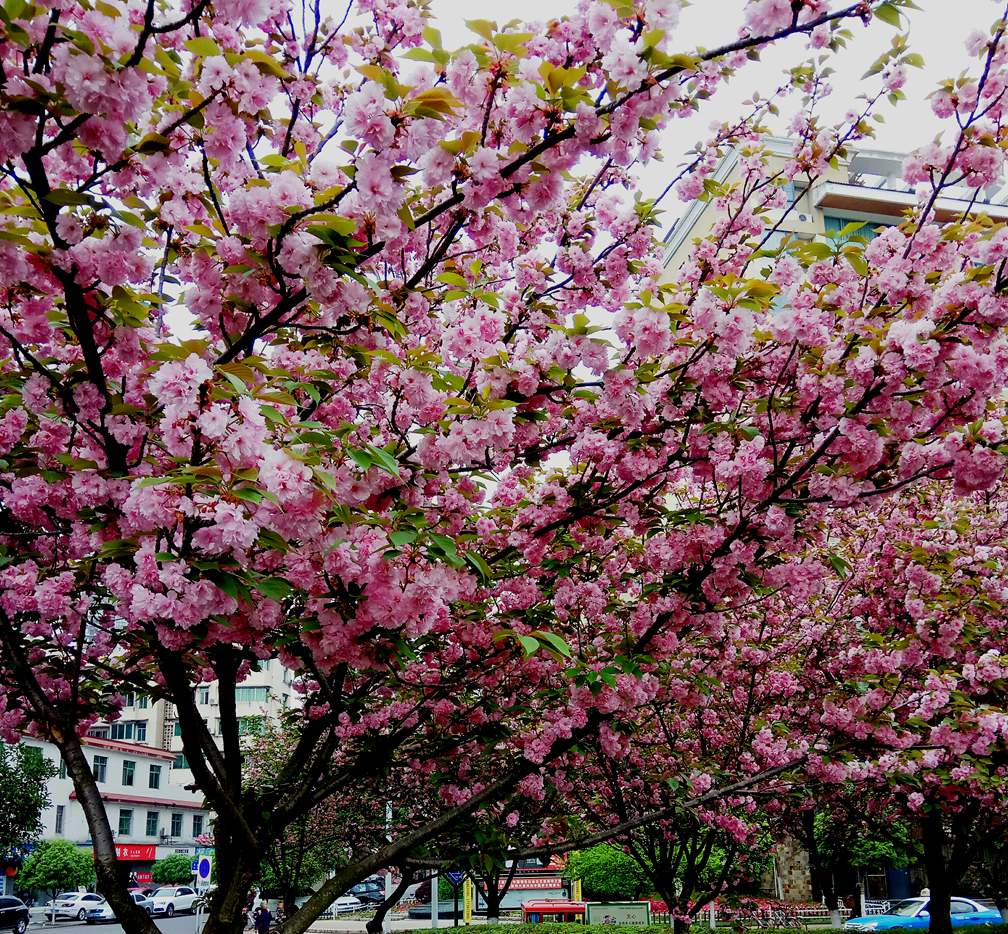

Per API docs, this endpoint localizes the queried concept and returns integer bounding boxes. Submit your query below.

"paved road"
[31,916,203,934]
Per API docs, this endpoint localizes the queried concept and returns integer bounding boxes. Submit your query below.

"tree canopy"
[567,846,651,902]
[0,1,1006,934]
[20,841,96,898]
[0,744,56,857]
[151,854,199,886]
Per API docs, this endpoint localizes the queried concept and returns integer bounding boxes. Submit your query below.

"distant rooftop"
[661,137,1008,261]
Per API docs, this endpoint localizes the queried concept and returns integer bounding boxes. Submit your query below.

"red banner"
[115,844,157,861]
[134,873,153,884]
[508,878,563,891]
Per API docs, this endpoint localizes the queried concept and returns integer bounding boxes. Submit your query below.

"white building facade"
[16,736,211,888]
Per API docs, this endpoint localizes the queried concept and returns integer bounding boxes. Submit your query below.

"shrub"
[151,854,197,885]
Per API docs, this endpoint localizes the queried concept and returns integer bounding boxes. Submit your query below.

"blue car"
[845,897,1002,931]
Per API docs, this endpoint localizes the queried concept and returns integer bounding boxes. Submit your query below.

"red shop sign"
[115,844,157,861]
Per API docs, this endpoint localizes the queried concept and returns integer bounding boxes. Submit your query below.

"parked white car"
[147,886,198,917]
[85,892,154,923]
[331,896,362,915]
[48,893,107,921]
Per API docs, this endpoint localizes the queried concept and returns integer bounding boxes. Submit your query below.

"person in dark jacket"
[253,902,272,934]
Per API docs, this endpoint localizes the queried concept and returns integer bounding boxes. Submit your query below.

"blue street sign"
[444,871,464,887]
[198,857,212,880]
[191,860,199,873]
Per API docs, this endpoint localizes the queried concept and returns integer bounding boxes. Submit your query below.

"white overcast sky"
[426,0,998,233]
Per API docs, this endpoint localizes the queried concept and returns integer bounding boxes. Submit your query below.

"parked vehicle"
[85,892,154,924]
[147,886,198,917]
[48,893,107,921]
[845,897,1002,930]
[330,896,362,915]
[348,882,385,905]
[0,896,30,934]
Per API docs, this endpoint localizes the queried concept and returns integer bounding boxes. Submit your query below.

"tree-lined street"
[0,0,1007,930]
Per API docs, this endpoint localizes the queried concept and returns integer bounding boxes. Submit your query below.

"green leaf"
[348,447,373,472]
[44,189,93,207]
[428,533,458,557]
[186,36,221,56]
[436,271,468,288]
[366,444,400,476]
[532,631,572,658]
[389,530,417,547]
[874,3,901,27]
[464,551,492,583]
[828,552,850,578]
[253,577,292,601]
[220,370,248,396]
[466,18,495,40]
[517,635,540,657]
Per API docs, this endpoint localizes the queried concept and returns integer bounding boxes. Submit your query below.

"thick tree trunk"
[202,823,264,934]
[483,889,504,921]
[922,812,953,934]
[58,731,161,934]
[365,872,413,934]
[801,810,833,907]
[673,917,691,934]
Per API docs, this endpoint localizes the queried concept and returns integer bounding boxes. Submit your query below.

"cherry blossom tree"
[1,3,1007,934]
[801,485,1008,934]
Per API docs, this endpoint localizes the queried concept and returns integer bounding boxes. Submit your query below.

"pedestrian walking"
[253,901,272,934]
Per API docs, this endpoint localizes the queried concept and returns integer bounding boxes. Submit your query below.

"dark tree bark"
[473,862,519,921]
[365,871,413,934]
[922,812,954,934]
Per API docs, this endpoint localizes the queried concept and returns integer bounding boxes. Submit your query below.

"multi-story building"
[11,736,211,890]
[160,660,296,783]
[662,136,1008,272]
[2,665,298,895]
[84,661,296,782]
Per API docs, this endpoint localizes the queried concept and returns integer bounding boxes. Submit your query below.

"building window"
[123,691,135,707]
[173,753,189,770]
[119,809,133,836]
[122,760,135,786]
[145,811,159,837]
[110,720,148,742]
[55,805,65,835]
[92,755,108,783]
[88,724,110,739]
[171,813,183,837]
[174,722,183,737]
[782,180,797,204]
[233,686,269,703]
[192,815,204,838]
[58,759,67,780]
[823,214,891,245]
[149,764,162,789]
[197,687,210,705]
[137,696,148,709]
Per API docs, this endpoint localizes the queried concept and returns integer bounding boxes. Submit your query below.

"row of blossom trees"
[0,0,1007,932]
